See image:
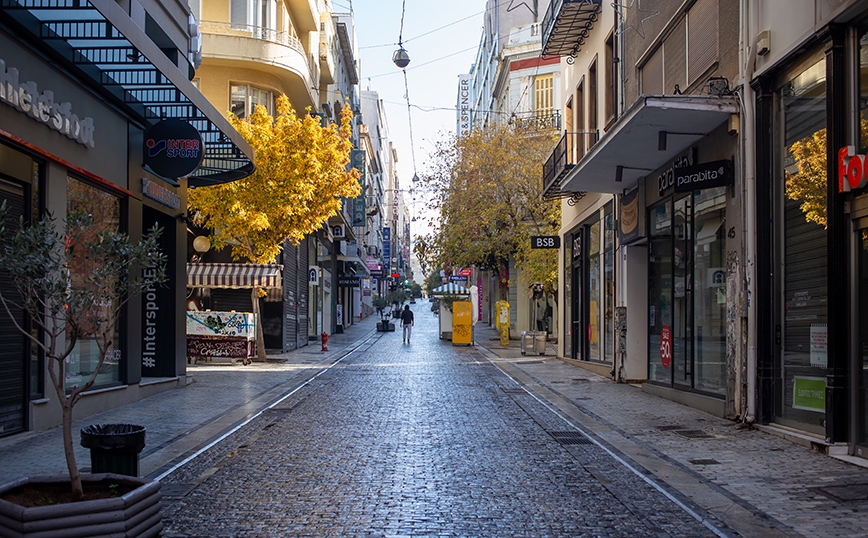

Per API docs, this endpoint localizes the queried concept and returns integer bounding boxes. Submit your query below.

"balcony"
[512,110,562,133]
[541,0,602,58]
[201,21,304,53]
[542,131,599,200]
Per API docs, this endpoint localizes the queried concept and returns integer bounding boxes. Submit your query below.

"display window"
[64,176,123,392]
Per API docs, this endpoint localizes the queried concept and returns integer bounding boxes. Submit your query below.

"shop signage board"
[449,275,467,282]
[619,186,646,245]
[458,74,472,136]
[0,57,95,148]
[530,236,560,249]
[793,376,826,412]
[673,159,732,193]
[309,267,319,286]
[383,227,391,274]
[143,119,204,178]
[338,276,360,287]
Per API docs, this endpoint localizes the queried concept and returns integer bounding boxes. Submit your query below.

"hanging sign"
[143,119,204,178]
[673,160,733,193]
[530,236,560,249]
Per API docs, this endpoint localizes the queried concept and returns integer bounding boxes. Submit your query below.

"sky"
[347,0,488,240]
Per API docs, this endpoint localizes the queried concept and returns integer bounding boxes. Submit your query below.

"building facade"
[0,0,253,435]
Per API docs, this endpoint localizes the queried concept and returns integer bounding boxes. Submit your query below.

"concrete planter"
[0,474,162,538]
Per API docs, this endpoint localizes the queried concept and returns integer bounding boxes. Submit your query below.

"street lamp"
[392,46,410,68]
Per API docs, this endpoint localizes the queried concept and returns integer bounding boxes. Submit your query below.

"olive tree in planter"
[0,205,165,514]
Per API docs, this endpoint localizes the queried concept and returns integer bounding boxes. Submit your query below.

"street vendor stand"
[186,263,282,364]
[430,283,472,342]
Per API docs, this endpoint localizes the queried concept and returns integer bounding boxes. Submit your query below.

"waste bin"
[80,424,146,477]
[534,331,548,355]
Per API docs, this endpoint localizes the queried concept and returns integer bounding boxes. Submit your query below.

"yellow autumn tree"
[419,122,559,299]
[188,94,360,359]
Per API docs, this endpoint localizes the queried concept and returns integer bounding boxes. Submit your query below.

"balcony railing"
[542,130,599,200]
[541,0,602,58]
[512,110,562,133]
[200,21,304,55]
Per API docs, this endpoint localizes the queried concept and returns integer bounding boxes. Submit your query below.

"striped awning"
[187,263,283,289]
[430,283,471,296]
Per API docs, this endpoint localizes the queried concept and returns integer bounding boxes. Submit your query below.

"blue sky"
[348,0,487,234]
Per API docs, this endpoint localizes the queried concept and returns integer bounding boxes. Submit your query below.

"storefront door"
[854,195,868,458]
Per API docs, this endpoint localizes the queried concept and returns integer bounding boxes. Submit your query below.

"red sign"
[660,325,671,369]
[839,146,868,192]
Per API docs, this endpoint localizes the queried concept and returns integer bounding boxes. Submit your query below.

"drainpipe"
[740,0,757,423]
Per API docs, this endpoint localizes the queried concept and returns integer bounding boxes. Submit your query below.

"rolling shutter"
[687,0,718,84]
[0,181,27,437]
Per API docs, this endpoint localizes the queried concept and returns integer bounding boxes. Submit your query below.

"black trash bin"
[80,424,146,477]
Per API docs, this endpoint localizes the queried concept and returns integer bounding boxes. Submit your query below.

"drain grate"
[548,431,594,445]
[656,425,686,431]
[673,429,714,439]
[502,388,526,394]
[817,484,868,502]
[689,458,721,465]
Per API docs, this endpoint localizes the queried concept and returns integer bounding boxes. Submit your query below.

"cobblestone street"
[158,313,724,538]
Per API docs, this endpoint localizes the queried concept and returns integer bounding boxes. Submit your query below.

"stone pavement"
[0,305,867,537]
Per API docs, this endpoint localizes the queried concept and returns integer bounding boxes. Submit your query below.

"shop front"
[753,10,868,454]
[0,0,253,435]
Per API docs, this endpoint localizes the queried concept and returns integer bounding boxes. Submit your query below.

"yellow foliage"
[188,95,360,264]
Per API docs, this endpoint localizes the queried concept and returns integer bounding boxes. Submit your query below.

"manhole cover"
[548,431,594,445]
[817,484,868,502]
[673,429,714,439]
[689,458,721,465]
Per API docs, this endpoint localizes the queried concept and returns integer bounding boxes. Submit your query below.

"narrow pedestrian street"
[159,312,720,538]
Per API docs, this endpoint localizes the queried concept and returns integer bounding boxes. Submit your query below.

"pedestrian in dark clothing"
[401,305,414,344]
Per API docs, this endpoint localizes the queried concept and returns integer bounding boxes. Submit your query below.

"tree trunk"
[61,398,83,500]
[251,288,266,363]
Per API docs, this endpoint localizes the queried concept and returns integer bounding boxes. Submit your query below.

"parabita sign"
[673,159,732,193]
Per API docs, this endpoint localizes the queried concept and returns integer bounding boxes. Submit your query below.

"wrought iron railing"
[200,21,304,55]
[542,130,599,200]
[512,110,562,132]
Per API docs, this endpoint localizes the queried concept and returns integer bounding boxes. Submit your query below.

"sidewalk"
[471,322,868,538]
[0,314,381,486]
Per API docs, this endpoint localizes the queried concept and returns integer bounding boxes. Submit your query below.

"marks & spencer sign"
[143,119,204,179]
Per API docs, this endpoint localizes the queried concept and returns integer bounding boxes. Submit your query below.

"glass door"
[672,196,693,389]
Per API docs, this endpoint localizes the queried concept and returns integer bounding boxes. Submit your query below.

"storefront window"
[648,201,672,384]
[65,177,122,392]
[856,26,868,452]
[693,187,726,394]
[588,220,601,361]
[776,56,827,429]
[604,204,614,364]
[564,233,572,358]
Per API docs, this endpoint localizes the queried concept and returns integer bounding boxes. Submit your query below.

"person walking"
[400,304,414,344]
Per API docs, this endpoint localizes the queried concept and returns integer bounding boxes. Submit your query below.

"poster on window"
[810,323,828,368]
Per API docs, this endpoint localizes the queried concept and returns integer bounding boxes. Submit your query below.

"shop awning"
[431,283,471,296]
[1,0,254,187]
[187,263,283,289]
[559,96,739,195]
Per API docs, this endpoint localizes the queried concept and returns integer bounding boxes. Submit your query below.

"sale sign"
[660,324,671,369]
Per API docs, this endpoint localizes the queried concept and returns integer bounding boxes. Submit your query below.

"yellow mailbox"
[495,300,510,346]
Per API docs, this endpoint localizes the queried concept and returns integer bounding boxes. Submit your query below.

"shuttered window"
[230,0,247,27]
[534,74,554,116]
[642,45,664,95]
[687,0,718,84]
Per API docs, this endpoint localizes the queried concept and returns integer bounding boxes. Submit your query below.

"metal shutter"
[0,181,27,437]
[284,243,298,351]
[298,238,309,349]
[642,46,664,95]
[664,20,686,94]
[687,0,718,84]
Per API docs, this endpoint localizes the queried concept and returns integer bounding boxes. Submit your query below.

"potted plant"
[0,205,167,536]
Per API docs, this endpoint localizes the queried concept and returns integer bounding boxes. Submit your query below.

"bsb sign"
[530,236,560,249]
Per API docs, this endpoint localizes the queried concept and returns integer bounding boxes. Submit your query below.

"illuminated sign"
[143,119,204,179]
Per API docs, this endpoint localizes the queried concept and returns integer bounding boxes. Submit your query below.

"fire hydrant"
[321,331,328,352]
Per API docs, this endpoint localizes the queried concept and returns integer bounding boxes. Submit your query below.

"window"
[230,84,273,119]
[605,31,615,124]
[534,74,554,116]
[642,46,664,95]
[230,0,276,29]
[589,58,598,143]
[65,177,123,392]
[687,0,718,84]
[576,79,585,157]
